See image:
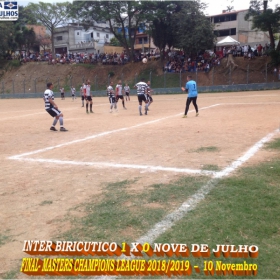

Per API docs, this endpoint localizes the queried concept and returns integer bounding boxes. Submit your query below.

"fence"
[0,63,279,96]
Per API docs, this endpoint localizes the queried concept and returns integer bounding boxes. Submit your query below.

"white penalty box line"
[8,104,220,176]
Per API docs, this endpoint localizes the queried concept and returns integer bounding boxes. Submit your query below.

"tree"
[245,0,280,50]
[69,1,155,61]
[0,22,17,58]
[171,2,216,56]
[25,2,70,57]
[36,34,51,53]
[150,2,180,60]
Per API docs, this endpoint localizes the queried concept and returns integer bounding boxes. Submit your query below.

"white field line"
[15,158,217,176]
[136,128,279,244]
[8,103,220,160]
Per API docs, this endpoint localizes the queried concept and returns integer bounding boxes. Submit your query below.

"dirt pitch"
[0,90,280,276]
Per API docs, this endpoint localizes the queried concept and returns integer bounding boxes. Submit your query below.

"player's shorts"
[148,95,153,102]
[125,92,130,96]
[61,93,65,97]
[46,107,61,118]
[72,94,75,96]
[81,96,85,100]
[137,94,147,103]
[109,96,116,104]
[86,96,92,101]
[116,95,124,102]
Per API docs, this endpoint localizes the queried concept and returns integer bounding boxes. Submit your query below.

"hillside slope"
[0,56,277,94]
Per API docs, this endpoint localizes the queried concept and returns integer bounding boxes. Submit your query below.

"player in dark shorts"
[134,78,149,115]
[85,81,93,114]
[115,80,126,109]
[124,83,130,101]
[60,87,65,100]
[146,80,153,111]
[44,82,67,131]
[107,81,117,113]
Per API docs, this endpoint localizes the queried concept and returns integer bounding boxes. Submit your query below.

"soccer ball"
[142,58,147,63]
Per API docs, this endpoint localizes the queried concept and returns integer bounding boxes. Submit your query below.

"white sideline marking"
[136,129,279,244]
[14,158,217,176]
[8,104,220,160]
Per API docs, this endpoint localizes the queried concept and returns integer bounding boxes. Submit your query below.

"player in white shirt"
[71,86,76,101]
[124,83,130,101]
[115,80,126,109]
[107,81,117,113]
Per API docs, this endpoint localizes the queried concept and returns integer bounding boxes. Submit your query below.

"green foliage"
[245,1,280,50]
[0,22,16,59]
[269,50,280,67]
[171,2,216,56]
[25,2,71,56]
[110,37,121,47]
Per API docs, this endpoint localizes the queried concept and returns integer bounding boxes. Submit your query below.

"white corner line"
[8,104,220,160]
[10,157,217,176]
[136,128,280,244]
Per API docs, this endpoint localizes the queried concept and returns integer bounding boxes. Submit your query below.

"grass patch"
[1,269,18,279]
[201,164,220,171]
[40,200,53,206]
[0,234,9,247]
[154,157,280,278]
[58,176,209,244]
[191,146,219,153]
[265,137,280,150]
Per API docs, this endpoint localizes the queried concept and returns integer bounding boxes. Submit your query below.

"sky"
[17,0,279,15]
[203,0,279,15]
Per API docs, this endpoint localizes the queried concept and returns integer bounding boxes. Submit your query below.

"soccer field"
[0,91,280,278]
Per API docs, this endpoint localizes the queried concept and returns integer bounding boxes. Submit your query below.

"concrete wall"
[1,82,279,99]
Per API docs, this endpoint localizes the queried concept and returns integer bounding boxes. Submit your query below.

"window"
[56,36,62,41]
[77,32,79,35]
[96,32,100,37]
[106,34,109,39]
[213,14,237,23]
[214,28,236,37]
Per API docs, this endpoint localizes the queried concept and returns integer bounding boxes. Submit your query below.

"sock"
[90,104,93,111]
[148,101,151,107]
[110,104,113,110]
[59,116,63,127]
[82,100,84,106]
[122,100,125,107]
[139,105,142,113]
[52,118,58,126]
[114,103,117,109]
[145,104,148,112]
[86,104,88,111]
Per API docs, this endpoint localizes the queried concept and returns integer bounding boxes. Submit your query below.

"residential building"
[209,10,270,45]
[53,22,113,54]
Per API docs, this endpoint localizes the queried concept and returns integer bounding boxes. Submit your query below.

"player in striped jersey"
[44,82,68,131]
[134,78,149,116]
[124,83,130,101]
[107,81,117,113]
[115,80,127,109]
[85,81,93,114]
[146,80,153,110]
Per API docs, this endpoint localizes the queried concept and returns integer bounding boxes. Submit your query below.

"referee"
[181,75,199,118]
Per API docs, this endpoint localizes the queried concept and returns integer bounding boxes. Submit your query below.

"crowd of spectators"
[220,43,271,60]
[163,50,220,73]
[13,42,274,75]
